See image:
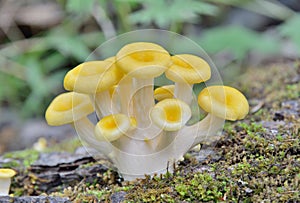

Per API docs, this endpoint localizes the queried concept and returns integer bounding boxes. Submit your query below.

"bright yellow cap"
[45,92,94,126]
[64,60,123,94]
[0,168,16,178]
[166,54,211,84]
[150,98,191,131]
[198,86,249,121]
[116,42,171,78]
[95,114,133,142]
[154,85,175,101]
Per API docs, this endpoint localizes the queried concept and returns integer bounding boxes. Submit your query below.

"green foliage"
[66,0,95,14]
[279,14,300,53]
[126,0,218,28]
[198,26,279,60]
[0,19,103,117]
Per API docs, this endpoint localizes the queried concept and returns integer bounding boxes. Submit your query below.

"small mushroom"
[0,168,16,196]
[150,98,192,151]
[116,42,171,126]
[64,60,123,117]
[183,85,249,145]
[165,54,211,104]
[45,92,111,154]
[198,85,249,121]
[150,98,191,131]
[95,114,133,142]
[154,85,175,101]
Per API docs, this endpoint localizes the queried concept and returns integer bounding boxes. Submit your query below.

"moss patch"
[2,149,39,168]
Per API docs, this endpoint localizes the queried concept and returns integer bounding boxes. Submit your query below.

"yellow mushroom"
[116,42,171,78]
[45,92,94,126]
[165,54,211,104]
[198,86,249,121]
[95,114,134,142]
[0,168,16,196]
[154,85,175,101]
[64,60,123,117]
[150,98,191,131]
[116,42,171,126]
[45,92,111,154]
[182,85,249,146]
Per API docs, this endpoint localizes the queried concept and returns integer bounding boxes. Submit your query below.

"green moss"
[285,84,300,99]
[1,160,20,168]
[3,149,39,168]
[45,138,82,153]
[86,189,108,200]
[174,173,227,202]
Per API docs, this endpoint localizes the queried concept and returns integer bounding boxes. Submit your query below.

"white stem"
[117,76,132,115]
[132,78,154,127]
[0,178,11,196]
[94,90,113,118]
[110,136,179,180]
[73,117,112,155]
[89,94,101,119]
[114,123,162,155]
[154,131,175,152]
[174,82,193,105]
[111,128,196,180]
[181,114,224,147]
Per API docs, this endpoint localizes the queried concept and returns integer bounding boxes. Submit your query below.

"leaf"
[44,70,66,93]
[66,0,94,14]
[279,14,300,53]
[42,52,67,73]
[198,26,279,60]
[23,57,47,95]
[128,0,218,28]
[47,29,91,61]
[80,32,105,48]
[208,0,293,20]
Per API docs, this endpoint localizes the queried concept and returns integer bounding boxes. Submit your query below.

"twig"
[91,1,116,40]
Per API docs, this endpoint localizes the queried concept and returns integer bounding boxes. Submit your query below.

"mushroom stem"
[0,177,11,196]
[181,114,224,146]
[174,82,193,105]
[115,124,162,154]
[110,138,178,180]
[154,131,175,151]
[132,78,154,127]
[93,90,115,118]
[117,76,132,115]
[73,117,112,155]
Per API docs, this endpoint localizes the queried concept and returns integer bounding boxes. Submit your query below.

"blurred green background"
[0,0,299,152]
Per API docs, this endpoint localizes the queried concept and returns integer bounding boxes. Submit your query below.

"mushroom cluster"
[45,42,249,180]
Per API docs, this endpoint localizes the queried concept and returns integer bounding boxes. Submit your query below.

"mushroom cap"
[154,85,175,101]
[0,168,16,178]
[198,86,249,121]
[150,98,191,131]
[165,54,211,84]
[116,42,171,78]
[95,114,133,142]
[45,92,94,126]
[64,60,123,94]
